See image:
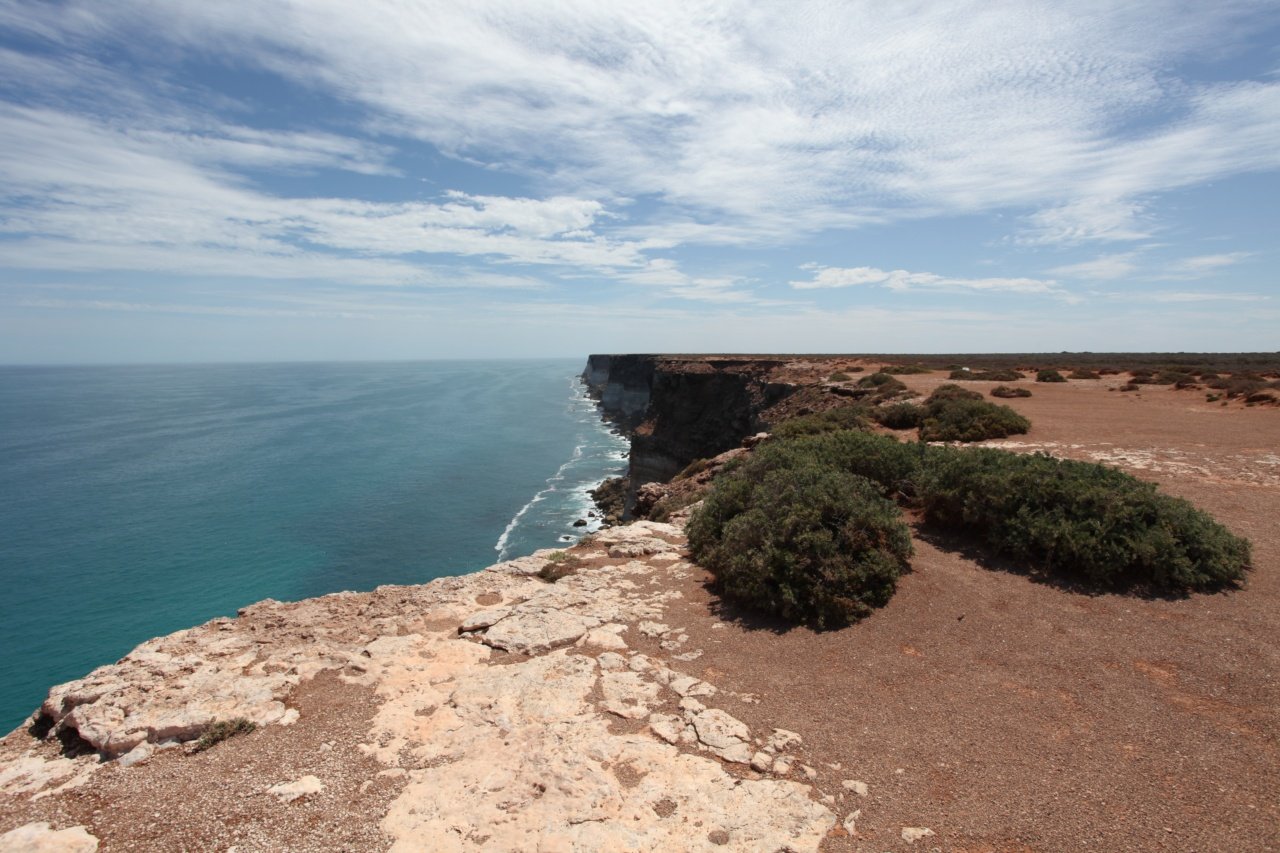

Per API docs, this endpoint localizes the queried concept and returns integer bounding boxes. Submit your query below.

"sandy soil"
[645,369,1279,851]
[2,369,1275,851]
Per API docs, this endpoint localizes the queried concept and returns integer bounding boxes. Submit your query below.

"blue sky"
[0,0,1277,362]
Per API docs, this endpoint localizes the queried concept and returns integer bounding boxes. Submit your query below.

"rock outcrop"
[1,521,837,851]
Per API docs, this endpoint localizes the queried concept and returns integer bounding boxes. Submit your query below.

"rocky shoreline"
[0,519,852,851]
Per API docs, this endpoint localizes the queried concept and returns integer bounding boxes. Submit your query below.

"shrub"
[991,385,1031,398]
[918,449,1251,592]
[676,457,711,479]
[873,402,924,430]
[926,384,983,404]
[857,372,906,390]
[1067,369,1099,380]
[687,462,911,628]
[950,369,1022,381]
[1036,369,1067,383]
[194,718,256,752]
[1120,382,1140,392]
[772,405,869,439]
[919,398,1031,443]
[828,372,852,382]
[882,364,932,375]
[538,550,583,582]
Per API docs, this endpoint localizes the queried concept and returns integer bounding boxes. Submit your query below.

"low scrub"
[991,385,1031,398]
[918,398,1030,443]
[537,550,584,582]
[950,369,1023,381]
[857,372,908,391]
[919,449,1251,592]
[926,384,983,404]
[194,718,256,752]
[771,405,869,439]
[1036,369,1067,383]
[881,364,932,375]
[828,372,852,382]
[1067,369,1099,380]
[872,401,924,430]
[687,461,911,628]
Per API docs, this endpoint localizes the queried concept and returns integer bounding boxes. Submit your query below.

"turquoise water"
[0,360,628,732]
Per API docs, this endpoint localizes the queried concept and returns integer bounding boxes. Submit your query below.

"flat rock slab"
[0,822,98,852]
[480,609,601,654]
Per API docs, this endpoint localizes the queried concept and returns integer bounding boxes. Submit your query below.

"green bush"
[881,364,932,375]
[926,384,983,404]
[687,462,911,628]
[771,405,869,439]
[737,431,927,499]
[918,449,1251,592]
[828,372,852,382]
[857,372,907,392]
[873,402,924,430]
[991,385,1031,398]
[919,398,1030,442]
[1036,369,1067,383]
[194,718,256,752]
[949,369,1023,381]
[1067,369,1099,380]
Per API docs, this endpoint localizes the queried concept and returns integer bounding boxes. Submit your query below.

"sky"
[0,0,1278,362]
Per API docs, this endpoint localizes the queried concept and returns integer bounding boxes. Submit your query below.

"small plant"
[872,402,924,430]
[857,372,907,391]
[918,398,1031,443]
[194,718,256,752]
[949,369,1023,381]
[1120,382,1140,392]
[537,550,584,582]
[676,457,711,479]
[918,449,1251,592]
[828,372,852,382]
[991,385,1031,398]
[1036,369,1067,383]
[926,384,983,404]
[687,462,912,628]
[881,364,932,375]
[1205,393,1222,403]
[1067,369,1099,380]
[772,405,869,439]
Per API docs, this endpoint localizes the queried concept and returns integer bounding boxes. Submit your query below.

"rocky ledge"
[0,520,843,851]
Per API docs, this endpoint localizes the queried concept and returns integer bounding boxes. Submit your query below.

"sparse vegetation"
[537,550,584,582]
[950,369,1023,381]
[1067,369,1099,380]
[676,457,711,479]
[194,718,256,752]
[828,372,852,382]
[991,385,1031,398]
[872,401,924,430]
[881,364,932,375]
[918,449,1251,592]
[921,384,1028,442]
[687,460,911,628]
[857,372,908,393]
[771,405,869,439]
[1036,369,1067,383]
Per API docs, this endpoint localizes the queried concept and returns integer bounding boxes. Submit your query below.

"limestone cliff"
[584,355,805,498]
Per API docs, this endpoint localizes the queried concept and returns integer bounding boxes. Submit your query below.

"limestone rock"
[690,708,750,751]
[902,827,936,843]
[0,822,98,852]
[842,779,869,797]
[480,609,600,654]
[458,607,510,632]
[608,538,675,558]
[267,775,324,803]
[600,671,661,720]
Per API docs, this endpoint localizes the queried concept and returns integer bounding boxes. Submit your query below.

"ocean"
[0,360,628,732]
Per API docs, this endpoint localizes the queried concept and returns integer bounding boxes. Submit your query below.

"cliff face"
[582,354,657,431]
[583,355,801,493]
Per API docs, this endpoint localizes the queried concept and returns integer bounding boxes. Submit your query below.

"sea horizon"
[0,358,628,731]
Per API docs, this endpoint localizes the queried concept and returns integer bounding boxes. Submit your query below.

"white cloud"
[1048,253,1141,280]
[790,265,1059,295]
[5,0,1278,246]
[1163,252,1254,277]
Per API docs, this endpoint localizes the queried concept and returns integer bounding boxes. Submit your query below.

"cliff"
[0,522,838,851]
[584,355,838,503]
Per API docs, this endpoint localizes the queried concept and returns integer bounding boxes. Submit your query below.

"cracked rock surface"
[1,521,836,851]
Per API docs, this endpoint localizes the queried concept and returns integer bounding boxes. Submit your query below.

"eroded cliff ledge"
[583,355,856,504]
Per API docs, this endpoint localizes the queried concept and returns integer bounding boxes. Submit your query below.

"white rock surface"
[0,822,98,852]
[267,775,324,803]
